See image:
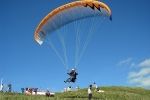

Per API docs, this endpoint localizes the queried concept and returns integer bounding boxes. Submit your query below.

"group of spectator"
[62,86,80,92]
[0,83,12,92]
[0,81,100,100]
[21,87,38,94]
[23,87,52,96]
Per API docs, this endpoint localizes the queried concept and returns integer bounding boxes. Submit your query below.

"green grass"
[0,86,150,100]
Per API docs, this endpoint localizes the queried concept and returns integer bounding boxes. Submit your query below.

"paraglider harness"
[67,71,78,82]
[66,68,78,83]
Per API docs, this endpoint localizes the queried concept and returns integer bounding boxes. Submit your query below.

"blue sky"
[0,0,150,92]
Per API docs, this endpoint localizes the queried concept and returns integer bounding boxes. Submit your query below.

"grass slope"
[0,86,150,100]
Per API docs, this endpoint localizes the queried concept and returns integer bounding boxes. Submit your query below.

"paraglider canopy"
[34,0,112,71]
[34,0,112,45]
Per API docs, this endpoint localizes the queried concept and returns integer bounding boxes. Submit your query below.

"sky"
[0,0,150,92]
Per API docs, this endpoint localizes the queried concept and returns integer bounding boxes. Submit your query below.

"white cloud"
[130,63,136,68]
[128,68,150,78]
[128,76,150,87]
[117,58,132,66]
[138,58,150,67]
[140,77,150,87]
[128,76,143,84]
[127,58,150,88]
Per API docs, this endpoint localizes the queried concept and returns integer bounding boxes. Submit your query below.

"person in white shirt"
[94,82,97,88]
[0,84,3,92]
[88,85,92,100]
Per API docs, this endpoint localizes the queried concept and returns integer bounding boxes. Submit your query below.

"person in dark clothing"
[64,69,78,83]
[21,88,24,93]
[34,88,38,95]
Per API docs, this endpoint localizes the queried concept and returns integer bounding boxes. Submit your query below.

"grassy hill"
[0,86,150,100]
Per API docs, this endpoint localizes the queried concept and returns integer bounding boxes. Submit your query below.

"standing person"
[27,88,30,94]
[94,82,98,92]
[64,87,67,92]
[88,85,92,100]
[7,83,12,92]
[0,84,3,92]
[21,88,24,93]
[0,78,3,92]
[34,88,38,95]
[25,88,28,93]
[30,87,33,95]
